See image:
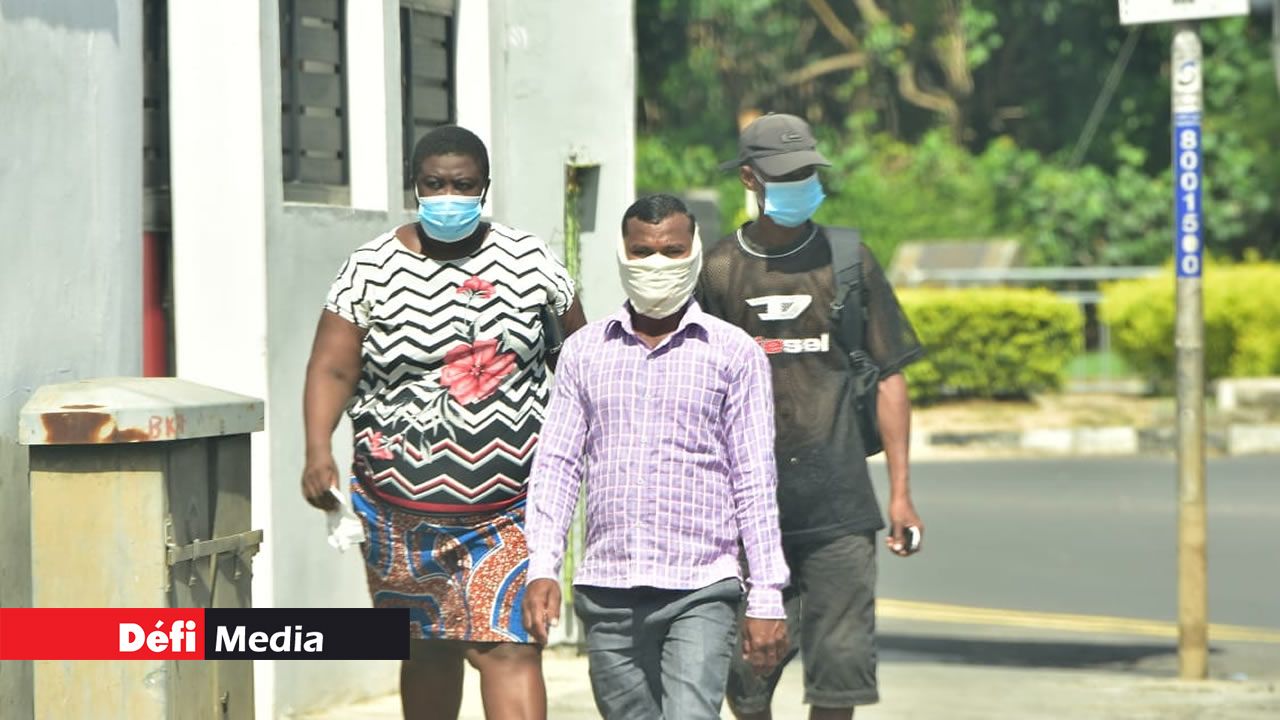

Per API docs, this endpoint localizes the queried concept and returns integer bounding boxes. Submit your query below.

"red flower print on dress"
[457,276,495,299]
[439,338,516,405]
[367,431,395,460]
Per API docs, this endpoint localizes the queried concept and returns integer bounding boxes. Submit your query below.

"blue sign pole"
[1171,24,1207,681]
[1174,115,1202,277]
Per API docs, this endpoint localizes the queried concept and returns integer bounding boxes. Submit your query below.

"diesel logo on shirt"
[754,333,831,355]
[745,294,813,321]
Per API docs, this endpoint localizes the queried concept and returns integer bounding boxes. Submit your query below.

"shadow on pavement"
[878,634,1219,670]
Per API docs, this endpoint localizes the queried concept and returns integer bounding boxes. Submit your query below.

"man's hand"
[741,617,788,676]
[302,455,340,511]
[522,578,562,646]
[886,494,923,557]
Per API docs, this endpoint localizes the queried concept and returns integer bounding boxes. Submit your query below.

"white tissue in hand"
[327,515,366,551]
[325,487,367,552]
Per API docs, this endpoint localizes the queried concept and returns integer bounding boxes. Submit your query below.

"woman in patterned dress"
[301,125,585,719]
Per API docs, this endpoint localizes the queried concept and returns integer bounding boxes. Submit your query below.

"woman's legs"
[401,639,466,720]
[399,639,544,720]
[465,641,546,720]
[359,490,543,718]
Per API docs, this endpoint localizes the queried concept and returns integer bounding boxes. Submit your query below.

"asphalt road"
[870,455,1280,630]
[307,455,1280,720]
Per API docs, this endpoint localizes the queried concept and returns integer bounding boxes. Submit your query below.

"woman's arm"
[546,297,588,372]
[301,310,366,510]
[560,297,587,337]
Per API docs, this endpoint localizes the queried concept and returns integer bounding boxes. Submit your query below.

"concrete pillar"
[486,0,634,319]
[0,2,145,717]
[165,2,275,715]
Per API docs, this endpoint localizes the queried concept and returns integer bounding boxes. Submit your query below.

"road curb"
[913,423,1280,457]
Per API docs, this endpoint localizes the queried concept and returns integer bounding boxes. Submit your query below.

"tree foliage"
[899,287,1084,402]
[1102,262,1280,388]
[636,2,1280,264]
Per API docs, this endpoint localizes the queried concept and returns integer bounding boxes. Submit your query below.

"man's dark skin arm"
[742,616,789,676]
[878,372,922,556]
[522,579,561,646]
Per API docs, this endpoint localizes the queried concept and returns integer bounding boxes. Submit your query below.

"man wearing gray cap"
[696,113,926,720]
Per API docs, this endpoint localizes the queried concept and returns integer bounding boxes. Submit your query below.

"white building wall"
[487,0,634,318]
[346,1,398,213]
[456,0,494,212]
[165,2,279,716]
[173,0,634,716]
[2,0,633,714]
[267,0,411,714]
[166,1,406,716]
[0,2,145,718]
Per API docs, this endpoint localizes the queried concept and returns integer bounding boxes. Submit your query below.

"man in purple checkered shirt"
[523,194,791,720]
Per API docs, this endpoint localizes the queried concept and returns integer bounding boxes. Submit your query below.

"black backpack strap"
[824,226,885,456]
[825,226,866,353]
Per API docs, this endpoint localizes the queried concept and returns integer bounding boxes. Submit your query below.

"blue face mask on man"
[417,194,484,243]
[757,172,825,228]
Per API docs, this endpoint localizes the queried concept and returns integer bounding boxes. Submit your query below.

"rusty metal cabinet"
[19,377,264,720]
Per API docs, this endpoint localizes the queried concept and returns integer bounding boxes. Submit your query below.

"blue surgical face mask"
[417,194,483,243]
[756,172,825,228]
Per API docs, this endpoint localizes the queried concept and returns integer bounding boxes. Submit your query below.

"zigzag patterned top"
[325,222,575,513]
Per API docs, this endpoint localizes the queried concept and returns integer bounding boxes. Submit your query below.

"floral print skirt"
[350,477,532,644]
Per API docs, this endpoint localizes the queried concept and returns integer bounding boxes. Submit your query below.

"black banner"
[204,608,410,660]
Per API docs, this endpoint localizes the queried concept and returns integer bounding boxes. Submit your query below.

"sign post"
[1121,0,1249,681]
[1172,25,1208,680]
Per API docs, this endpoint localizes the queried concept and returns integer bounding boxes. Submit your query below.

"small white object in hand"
[326,486,367,552]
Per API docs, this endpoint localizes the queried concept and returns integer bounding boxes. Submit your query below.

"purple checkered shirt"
[526,300,788,619]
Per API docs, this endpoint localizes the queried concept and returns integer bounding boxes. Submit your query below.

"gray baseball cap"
[720,113,831,176]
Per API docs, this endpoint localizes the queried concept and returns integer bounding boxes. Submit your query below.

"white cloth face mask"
[616,228,703,319]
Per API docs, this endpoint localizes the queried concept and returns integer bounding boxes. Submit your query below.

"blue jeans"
[574,578,742,720]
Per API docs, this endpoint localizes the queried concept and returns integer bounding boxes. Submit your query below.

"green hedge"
[899,288,1084,403]
[1101,263,1280,389]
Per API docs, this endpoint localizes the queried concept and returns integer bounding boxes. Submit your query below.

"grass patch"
[1066,351,1135,380]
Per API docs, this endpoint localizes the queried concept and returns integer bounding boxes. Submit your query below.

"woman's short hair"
[410,125,491,180]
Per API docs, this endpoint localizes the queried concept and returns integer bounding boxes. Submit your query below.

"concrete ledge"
[18,377,264,446]
[1074,427,1139,455]
[1019,427,1137,455]
[1022,429,1073,453]
[1138,427,1176,454]
[1217,377,1280,412]
[1227,424,1280,455]
[913,424,1279,458]
[926,430,1022,448]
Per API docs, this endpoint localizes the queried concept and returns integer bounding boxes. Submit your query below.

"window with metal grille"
[400,0,456,206]
[143,0,170,229]
[280,0,350,204]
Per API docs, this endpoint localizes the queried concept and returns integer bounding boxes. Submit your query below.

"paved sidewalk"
[296,618,1280,720]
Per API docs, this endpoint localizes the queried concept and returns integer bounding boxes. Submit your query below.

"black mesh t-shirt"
[696,223,924,545]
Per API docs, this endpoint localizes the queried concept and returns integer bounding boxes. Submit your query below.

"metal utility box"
[19,377,264,720]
